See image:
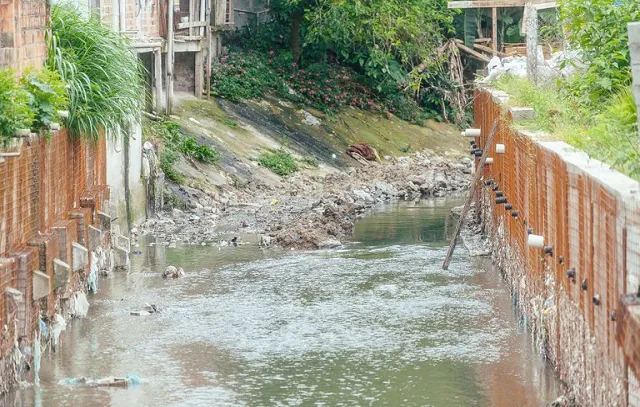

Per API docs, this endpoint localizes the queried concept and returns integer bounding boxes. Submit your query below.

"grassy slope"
[170,93,466,182]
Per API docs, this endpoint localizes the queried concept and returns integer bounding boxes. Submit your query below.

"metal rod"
[442,119,499,270]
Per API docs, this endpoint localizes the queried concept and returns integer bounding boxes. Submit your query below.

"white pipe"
[461,128,481,137]
[496,144,505,154]
[112,0,119,30]
[199,0,206,36]
[119,0,126,32]
[167,0,174,114]
[527,234,544,248]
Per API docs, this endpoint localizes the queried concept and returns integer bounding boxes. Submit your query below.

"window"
[225,0,231,24]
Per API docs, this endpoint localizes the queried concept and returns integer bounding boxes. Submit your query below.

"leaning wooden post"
[492,7,498,56]
[167,0,175,114]
[524,3,538,83]
[629,22,640,139]
[442,119,499,270]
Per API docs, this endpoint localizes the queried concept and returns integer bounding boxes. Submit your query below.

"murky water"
[14,199,562,406]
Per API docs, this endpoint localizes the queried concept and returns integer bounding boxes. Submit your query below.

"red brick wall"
[0,0,48,73]
[0,130,108,354]
[475,89,640,406]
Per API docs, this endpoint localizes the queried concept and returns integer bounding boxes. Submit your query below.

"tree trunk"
[290,11,303,62]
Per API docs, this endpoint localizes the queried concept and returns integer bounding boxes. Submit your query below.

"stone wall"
[475,88,640,406]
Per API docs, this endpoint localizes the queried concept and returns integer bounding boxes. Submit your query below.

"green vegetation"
[0,70,34,144]
[216,0,466,123]
[48,3,145,140]
[21,67,68,134]
[160,148,185,184]
[300,156,319,167]
[487,0,640,180]
[143,118,221,184]
[559,0,640,107]
[258,149,299,176]
[494,75,639,180]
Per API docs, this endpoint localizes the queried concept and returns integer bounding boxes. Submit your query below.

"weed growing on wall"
[0,70,34,144]
[21,68,68,134]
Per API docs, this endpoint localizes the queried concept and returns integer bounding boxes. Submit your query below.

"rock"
[260,235,272,247]
[351,189,374,204]
[171,208,184,218]
[162,266,185,279]
[434,174,447,189]
[317,238,341,249]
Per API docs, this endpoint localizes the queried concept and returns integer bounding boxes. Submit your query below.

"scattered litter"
[87,252,99,293]
[33,331,41,386]
[347,144,378,162]
[189,117,201,125]
[71,292,90,318]
[59,375,141,388]
[51,314,66,352]
[162,266,185,279]
[132,250,142,255]
[131,304,159,317]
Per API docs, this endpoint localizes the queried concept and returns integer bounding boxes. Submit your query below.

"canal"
[20,198,562,406]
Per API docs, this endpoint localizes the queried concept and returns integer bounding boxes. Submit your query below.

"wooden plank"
[176,20,208,29]
[442,119,499,270]
[447,0,555,8]
[448,1,526,9]
[492,7,498,56]
[456,41,491,62]
[475,43,508,57]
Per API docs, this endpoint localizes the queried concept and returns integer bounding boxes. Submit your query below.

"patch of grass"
[164,192,187,210]
[258,149,299,176]
[222,118,238,128]
[144,117,220,165]
[300,156,319,167]
[493,75,639,180]
[399,144,411,153]
[160,148,184,184]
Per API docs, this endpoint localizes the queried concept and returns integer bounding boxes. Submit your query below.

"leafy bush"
[559,0,640,106]
[0,69,34,143]
[20,67,68,133]
[48,3,145,140]
[258,149,299,176]
[211,51,284,102]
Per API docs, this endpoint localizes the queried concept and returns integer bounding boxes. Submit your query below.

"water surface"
[19,198,561,406]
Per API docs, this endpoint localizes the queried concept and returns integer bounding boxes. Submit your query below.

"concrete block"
[53,258,70,289]
[32,270,50,300]
[88,225,102,252]
[116,235,130,251]
[72,242,88,272]
[113,246,130,271]
[5,287,23,306]
[509,107,535,121]
[97,210,111,231]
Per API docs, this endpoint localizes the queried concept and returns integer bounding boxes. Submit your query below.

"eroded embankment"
[139,94,471,250]
[139,152,473,250]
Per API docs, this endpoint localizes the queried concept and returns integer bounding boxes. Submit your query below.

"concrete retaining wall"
[475,88,640,406]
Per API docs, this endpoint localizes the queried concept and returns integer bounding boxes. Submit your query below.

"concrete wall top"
[482,85,640,203]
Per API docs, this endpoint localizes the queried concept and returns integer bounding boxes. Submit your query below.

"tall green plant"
[47,3,145,140]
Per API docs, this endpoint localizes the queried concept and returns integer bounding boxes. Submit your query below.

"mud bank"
[137,151,473,250]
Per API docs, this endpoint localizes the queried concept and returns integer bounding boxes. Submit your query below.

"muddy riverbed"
[11,198,563,406]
